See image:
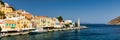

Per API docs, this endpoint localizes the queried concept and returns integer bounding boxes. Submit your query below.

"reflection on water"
[0,30,80,40]
[1,24,120,40]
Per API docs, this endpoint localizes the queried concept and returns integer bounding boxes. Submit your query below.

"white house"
[64,20,72,24]
[64,20,74,27]
[54,18,63,28]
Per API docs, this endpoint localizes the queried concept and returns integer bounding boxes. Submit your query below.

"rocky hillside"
[108,16,120,25]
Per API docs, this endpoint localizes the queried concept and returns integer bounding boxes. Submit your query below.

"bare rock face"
[108,16,120,25]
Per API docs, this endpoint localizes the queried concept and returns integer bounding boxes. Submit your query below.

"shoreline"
[46,26,87,32]
[0,26,87,37]
[30,26,88,34]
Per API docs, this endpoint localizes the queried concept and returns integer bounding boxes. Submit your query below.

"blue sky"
[3,0,120,24]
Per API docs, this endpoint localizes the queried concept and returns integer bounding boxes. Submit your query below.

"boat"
[29,28,47,34]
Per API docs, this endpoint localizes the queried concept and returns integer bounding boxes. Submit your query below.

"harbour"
[1,24,120,40]
[1,0,120,40]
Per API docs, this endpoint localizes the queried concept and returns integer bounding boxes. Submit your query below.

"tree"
[0,11,6,19]
[65,24,70,27]
[0,11,4,16]
[75,22,78,27]
[11,7,16,11]
[0,0,5,5]
[57,16,63,22]
[0,26,1,32]
[69,23,72,25]
[0,0,5,7]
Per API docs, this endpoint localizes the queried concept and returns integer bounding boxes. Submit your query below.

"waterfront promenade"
[46,26,87,32]
[0,26,87,37]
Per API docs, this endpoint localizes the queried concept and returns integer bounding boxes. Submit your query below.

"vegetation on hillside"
[0,0,5,5]
[0,26,1,32]
[75,22,78,27]
[11,7,16,11]
[0,11,6,19]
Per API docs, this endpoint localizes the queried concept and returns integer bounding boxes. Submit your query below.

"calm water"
[1,24,120,40]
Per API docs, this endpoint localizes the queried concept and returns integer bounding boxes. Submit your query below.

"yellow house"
[47,18,55,27]
[22,13,33,20]
[1,7,14,13]
[17,19,31,29]
[32,16,55,28]
[5,11,26,20]
[1,18,32,32]
[0,2,14,14]
[5,12,18,18]
[4,20,18,31]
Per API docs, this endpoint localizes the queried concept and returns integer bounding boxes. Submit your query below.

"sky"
[2,0,120,24]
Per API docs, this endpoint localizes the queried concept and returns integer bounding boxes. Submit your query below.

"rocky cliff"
[108,16,120,25]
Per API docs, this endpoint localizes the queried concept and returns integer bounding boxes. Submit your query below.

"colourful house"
[32,16,55,28]
[17,19,32,29]
[0,3,14,14]
[1,7,14,13]
[22,13,33,20]
[4,20,17,31]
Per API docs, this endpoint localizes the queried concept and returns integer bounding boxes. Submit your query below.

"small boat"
[29,28,47,34]
[31,30,47,33]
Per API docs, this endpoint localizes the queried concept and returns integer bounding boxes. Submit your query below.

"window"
[13,14,16,17]
[6,24,9,26]
[11,24,16,29]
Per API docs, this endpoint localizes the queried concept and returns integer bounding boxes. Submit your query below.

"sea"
[1,24,120,40]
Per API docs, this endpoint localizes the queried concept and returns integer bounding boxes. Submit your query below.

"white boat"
[30,28,47,34]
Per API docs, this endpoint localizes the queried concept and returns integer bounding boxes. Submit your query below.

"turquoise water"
[1,24,120,40]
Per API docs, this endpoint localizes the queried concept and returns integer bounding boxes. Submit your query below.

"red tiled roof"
[22,14,33,19]
[34,16,48,19]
